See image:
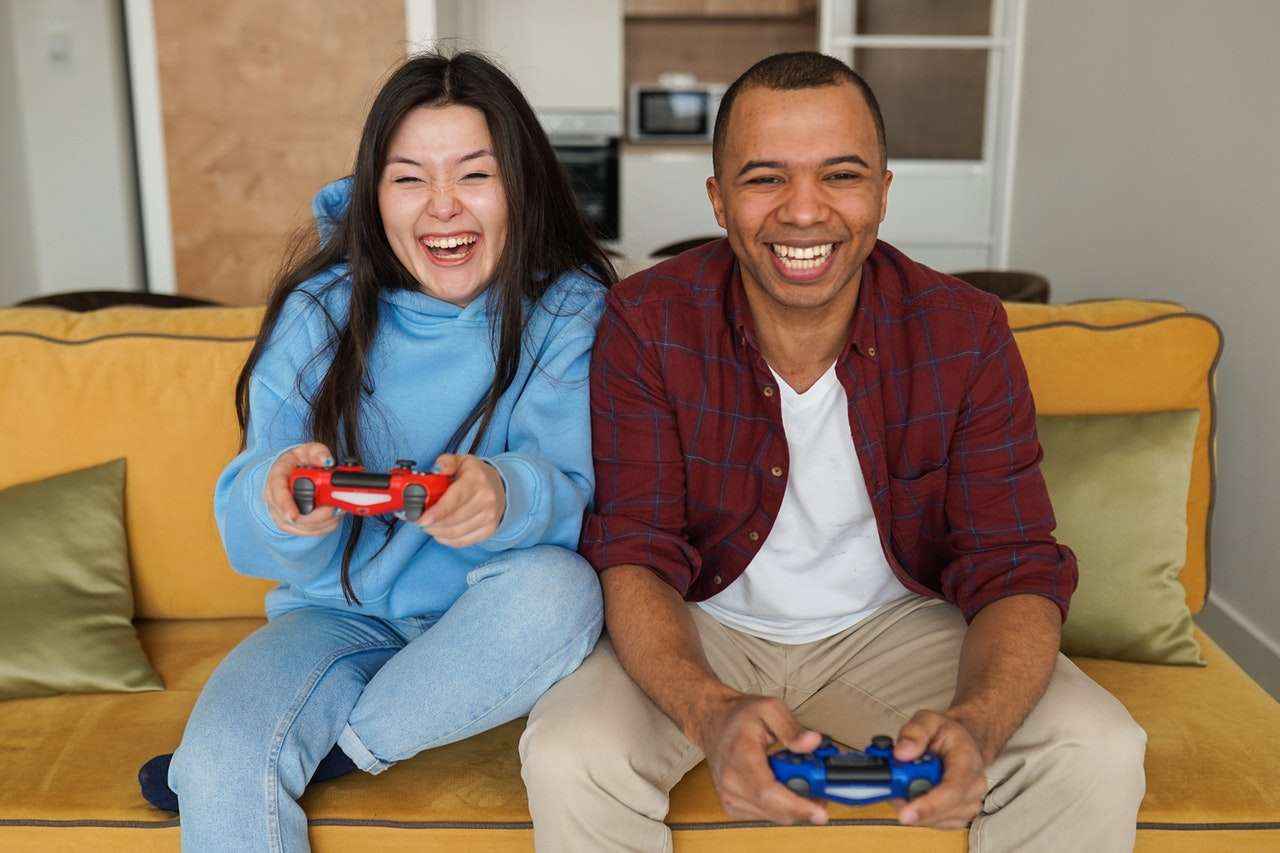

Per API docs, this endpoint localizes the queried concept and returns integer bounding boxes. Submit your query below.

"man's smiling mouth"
[769,242,837,271]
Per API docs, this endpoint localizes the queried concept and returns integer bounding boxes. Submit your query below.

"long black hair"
[234,51,615,604]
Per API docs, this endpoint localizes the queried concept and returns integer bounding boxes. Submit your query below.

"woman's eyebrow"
[385,150,494,167]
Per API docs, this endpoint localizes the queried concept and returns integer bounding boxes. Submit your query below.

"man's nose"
[426,183,462,220]
[778,177,828,228]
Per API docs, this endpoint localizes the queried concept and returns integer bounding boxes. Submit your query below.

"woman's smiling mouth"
[420,232,480,266]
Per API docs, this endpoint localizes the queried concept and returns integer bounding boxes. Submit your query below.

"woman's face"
[378,104,509,306]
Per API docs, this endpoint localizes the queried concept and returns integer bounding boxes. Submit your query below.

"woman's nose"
[426,183,462,220]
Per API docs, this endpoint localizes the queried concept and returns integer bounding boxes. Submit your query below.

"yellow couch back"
[0,299,1220,618]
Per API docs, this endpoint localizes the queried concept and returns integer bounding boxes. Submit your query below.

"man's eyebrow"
[736,154,871,178]
[736,159,785,178]
[823,154,871,169]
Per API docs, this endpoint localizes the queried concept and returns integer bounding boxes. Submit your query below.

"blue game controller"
[769,735,943,806]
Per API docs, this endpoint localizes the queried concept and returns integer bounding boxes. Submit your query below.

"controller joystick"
[292,476,316,515]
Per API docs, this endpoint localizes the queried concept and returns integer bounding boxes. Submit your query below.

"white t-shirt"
[698,362,911,644]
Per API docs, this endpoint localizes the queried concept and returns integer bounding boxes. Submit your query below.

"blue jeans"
[169,545,603,853]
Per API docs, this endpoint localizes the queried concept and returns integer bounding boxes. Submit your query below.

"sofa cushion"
[1038,411,1203,664]
[0,459,163,699]
[0,306,273,619]
[1005,297,1185,327]
[1007,304,1221,614]
[1,619,1276,851]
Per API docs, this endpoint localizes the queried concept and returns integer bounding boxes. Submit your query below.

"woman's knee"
[472,545,603,628]
[169,714,265,799]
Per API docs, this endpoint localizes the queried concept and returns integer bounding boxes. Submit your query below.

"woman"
[140,51,613,852]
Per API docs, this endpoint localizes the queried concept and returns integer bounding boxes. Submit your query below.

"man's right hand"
[263,442,341,537]
[694,693,830,826]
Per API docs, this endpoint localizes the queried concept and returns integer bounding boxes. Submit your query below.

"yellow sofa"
[1,298,1278,852]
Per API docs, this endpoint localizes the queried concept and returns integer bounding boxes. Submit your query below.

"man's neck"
[742,274,861,395]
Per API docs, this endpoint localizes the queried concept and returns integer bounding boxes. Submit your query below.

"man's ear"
[706,176,728,229]
[879,169,894,224]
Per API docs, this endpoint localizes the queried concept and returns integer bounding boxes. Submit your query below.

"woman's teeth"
[422,235,477,257]
[770,242,835,270]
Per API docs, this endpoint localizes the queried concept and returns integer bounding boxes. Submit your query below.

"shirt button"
[713,575,722,585]
[771,465,783,477]
[762,386,774,397]
[748,530,760,541]
[867,346,877,357]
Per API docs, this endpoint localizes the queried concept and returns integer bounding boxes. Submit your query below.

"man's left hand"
[890,710,990,829]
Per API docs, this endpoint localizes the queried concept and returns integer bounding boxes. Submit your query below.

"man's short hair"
[712,51,888,176]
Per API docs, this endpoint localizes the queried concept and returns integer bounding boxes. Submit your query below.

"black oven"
[540,112,620,243]
[551,136,618,242]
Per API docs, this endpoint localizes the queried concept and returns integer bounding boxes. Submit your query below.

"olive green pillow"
[0,459,163,699]
[1038,411,1204,665]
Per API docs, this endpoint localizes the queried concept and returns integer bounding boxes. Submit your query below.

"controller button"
[871,735,894,751]
[396,459,416,469]
[785,777,811,797]
[907,778,933,800]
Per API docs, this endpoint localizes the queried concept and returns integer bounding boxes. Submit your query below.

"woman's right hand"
[263,442,342,537]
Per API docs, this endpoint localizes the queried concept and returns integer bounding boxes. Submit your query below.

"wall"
[3,0,142,298]
[150,0,405,304]
[469,0,622,114]
[1010,0,1280,688]
[0,1,38,305]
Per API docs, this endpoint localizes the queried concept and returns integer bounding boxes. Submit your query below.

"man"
[520,51,1146,852]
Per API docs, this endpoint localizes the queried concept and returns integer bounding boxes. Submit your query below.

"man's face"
[707,83,891,315]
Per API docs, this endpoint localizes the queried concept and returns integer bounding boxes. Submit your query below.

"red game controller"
[289,459,450,521]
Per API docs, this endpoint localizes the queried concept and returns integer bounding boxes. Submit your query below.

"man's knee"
[520,705,621,795]
[1035,695,1147,801]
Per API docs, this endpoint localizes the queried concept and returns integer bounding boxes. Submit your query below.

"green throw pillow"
[1038,411,1204,665]
[0,459,163,699]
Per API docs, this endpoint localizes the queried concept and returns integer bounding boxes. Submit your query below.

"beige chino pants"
[520,594,1146,853]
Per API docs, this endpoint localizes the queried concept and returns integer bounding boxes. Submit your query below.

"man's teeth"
[770,242,834,269]
[422,235,478,249]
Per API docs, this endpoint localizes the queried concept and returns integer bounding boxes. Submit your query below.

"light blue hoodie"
[214,178,606,619]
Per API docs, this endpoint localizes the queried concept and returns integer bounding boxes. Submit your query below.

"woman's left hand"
[416,453,506,547]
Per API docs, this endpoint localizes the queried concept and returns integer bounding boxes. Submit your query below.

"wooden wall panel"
[153,1,406,304]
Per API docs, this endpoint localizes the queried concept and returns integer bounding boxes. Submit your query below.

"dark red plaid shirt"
[581,239,1076,622]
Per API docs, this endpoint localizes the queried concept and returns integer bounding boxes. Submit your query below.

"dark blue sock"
[138,753,178,812]
[312,742,358,782]
[138,745,358,812]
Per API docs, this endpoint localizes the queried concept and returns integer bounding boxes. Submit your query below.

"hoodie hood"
[312,176,353,244]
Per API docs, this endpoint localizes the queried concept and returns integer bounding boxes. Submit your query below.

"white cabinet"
[618,146,722,260]
[438,0,623,116]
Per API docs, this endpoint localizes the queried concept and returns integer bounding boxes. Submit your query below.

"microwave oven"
[628,82,727,143]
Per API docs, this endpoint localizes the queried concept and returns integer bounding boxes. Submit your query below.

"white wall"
[6,0,143,295]
[0,1,38,304]
[433,0,622,114]
[1010,0,1280,671]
